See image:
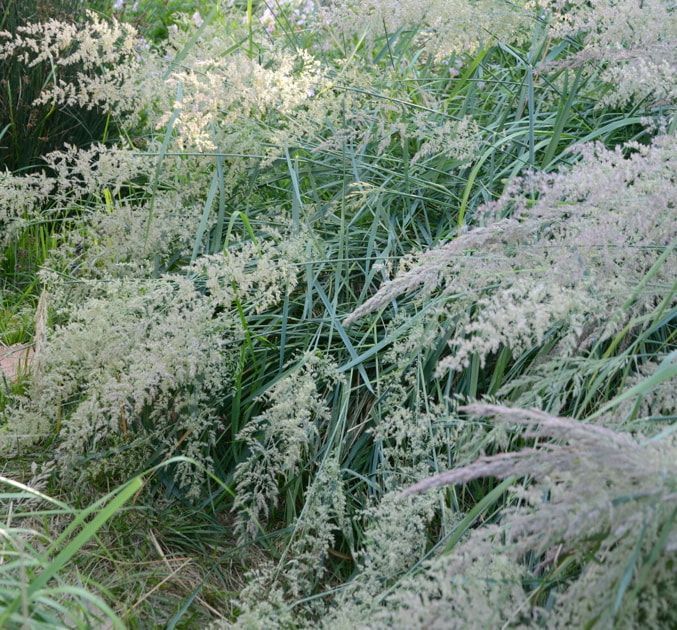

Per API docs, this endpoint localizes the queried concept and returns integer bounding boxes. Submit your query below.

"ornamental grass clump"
[388,404,677,629]
[1,230,308,494]
[346,135,676,376]
[0,0,120,171]
[2,277,234,494]
[0,0,674,627]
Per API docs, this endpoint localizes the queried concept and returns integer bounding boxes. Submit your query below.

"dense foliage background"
[0,1,675,627]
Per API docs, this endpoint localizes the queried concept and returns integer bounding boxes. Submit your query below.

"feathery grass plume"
[396,403,676,627]
[35,141,224,276]
[3,140,212,277]
[234,457,347,624]
[156,21,326,153]
[0,10,150,121]
[1,276,236,495]
[267,58,483,173]
[537,0,677,107]
[364,337,497,487]
[321,399,675,626]
[192,229,308,314]
[52,184,217,278]
[373,399,451,485]
[319,0,532,60]
[0,171,54,249]
[280,457,347,599]
[346,135,676,376]
[0,0,130,171]
[58,192,207,277]
[43,142,155,201]
[402,404,643,496]
[321,484,526,628]
[409,114,481,165]
[351,553,529,629]
[233,353,341,540]
[1,221,310,494]
[351,491,440,595]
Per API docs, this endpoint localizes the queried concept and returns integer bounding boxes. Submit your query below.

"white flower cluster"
[159,46,326,152]
[537,0,677,107]
[0,11,148,119]
[347,135,677,375]
[319,0,532,60]
[0,170,54,248]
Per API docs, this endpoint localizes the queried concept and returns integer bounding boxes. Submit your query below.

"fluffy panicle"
[319,1,532,60]
[362,553,528,629]
[397,403,677,627]
[409,115,481,165]
[0,11,150,120]
[537,0,676,106]
[34,139,241,276]
[0,170,54,248]
[343,219,527,325]
[1,228,307,494]
[350,491,440,597]
[437,280,590,374]
[272,62,483,170]
[617,359,677,425]
[326,397,676,627]
[235,457,347,624]
[60,192,206,276]
[43,142,155,201]
[1,277,236,494]
[192,230,308,314]
[233,354,340,540]
[158,39,326,153]
[346,135,676,375]
[280,457,347,598]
